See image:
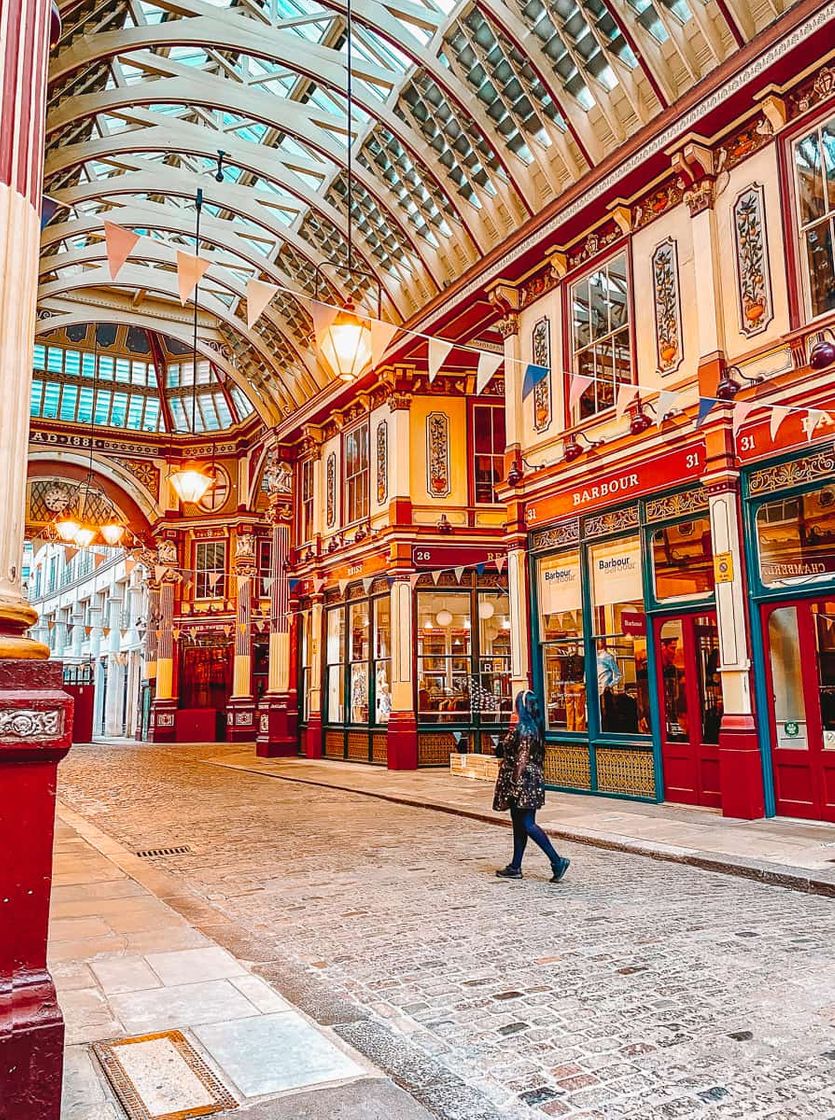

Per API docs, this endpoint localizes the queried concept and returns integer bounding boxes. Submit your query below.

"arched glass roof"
[32,324,254,433]
[42,0,798,421]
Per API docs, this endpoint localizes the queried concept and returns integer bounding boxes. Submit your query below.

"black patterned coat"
[492,725,546,812]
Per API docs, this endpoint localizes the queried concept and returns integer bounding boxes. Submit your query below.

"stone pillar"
[150,579,176,742]
[227,531,256,742]
[137,580,159,740]
[387,392,412,524]
[301,593,324,758]
[706,471,764,819]
[256,515,298,757]
[103,592,123,737]
[388,577,417,769]
[507,545,531,700]
[0,4,72,1112]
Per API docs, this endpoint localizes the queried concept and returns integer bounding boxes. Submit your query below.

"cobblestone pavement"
[57,743,835,1120]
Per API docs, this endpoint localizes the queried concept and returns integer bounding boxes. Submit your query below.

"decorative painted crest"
[376,420,388,505]
[531,317,552,432]
[326,451,336,527]
[733,183,773,337]
[426,412,450,499]
[652,239,683,372]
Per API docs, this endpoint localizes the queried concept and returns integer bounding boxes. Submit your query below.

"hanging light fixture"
[55,516,81,543]
[314,0,380,383]
[170,187,214,506]
[100,522,127,547]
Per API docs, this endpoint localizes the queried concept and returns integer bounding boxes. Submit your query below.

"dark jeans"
[509,805,561,870]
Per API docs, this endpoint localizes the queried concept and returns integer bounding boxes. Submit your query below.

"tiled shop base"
[93,1030,237,1120]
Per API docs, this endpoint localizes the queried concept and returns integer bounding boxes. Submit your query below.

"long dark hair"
[515,689,544,742]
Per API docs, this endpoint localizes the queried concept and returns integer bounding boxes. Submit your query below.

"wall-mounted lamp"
[505,461,523,487]
[629,399,654,435]
[437,513,453,534]
[716,364,764,400]
[809,328,835,370]
[563,431,602,463]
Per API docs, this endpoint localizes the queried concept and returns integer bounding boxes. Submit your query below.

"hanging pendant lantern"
[74,525,97,548]
[318,305,373,382]
[55,517,81,543]
[169,466,214,505]
[100,522,126,547]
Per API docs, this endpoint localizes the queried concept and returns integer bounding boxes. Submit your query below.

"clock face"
[44,483,71,513]
[198,466,230,512]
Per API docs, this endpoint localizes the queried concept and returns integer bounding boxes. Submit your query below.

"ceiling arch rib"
[39,215,328,395]
[39,259,312,414]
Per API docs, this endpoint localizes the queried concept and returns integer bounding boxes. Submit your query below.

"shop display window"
[588,536,651,735]
[325,606,346,723]
[812,602,835,747]
[570,253,631,420]
[344,423,369,525]
[349,601,370,723]
[417,589,510,722]
[756,484,835,587]
[536,551,586,732]
[793,114,835,319]
[651,518,714,601]
[374,597,391,724]
[767,606,808,749]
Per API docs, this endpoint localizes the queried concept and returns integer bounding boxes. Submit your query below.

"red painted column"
[0,665,74,1120]
[0,2,76,1116]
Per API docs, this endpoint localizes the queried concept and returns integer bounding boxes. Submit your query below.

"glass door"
[655,611,722,807]
[762,599,835,821]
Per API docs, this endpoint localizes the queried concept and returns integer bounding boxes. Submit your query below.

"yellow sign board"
[714,552,734,584]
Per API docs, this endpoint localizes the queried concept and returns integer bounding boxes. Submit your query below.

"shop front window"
[325,606,345,723]
[374,597,391,724]
[756,484,835,587]
[659,619,688,742]
[571,253,631,420]
[537,551,586,732]
[477,591,511,716]
[349,601,370,723]
[767,606,808,749]
[194,541,226,599]
[417,592,472,719]
[812,601,835,747]
[589,536,650,735]
[793,115,835,318]
[651,518,714,601]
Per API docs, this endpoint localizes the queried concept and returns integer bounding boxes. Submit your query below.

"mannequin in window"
[561,642,586,732]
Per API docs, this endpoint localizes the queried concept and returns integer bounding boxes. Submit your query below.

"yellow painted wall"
[409,395,469,507]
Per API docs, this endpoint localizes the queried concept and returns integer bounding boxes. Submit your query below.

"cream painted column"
[682,175,726,362]
[104,592,124,736]
[706,477,752,716]
[387,576,418,768]
[507,547,531,698]
[144,582,160,683]
[0,0,51,659]
[155,581,175,701]
[387,393,412,516]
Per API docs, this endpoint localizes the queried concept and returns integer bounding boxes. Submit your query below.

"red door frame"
[760,598,835,822]
[654,610,721,808]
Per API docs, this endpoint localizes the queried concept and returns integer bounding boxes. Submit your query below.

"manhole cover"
[94,1029,237,1119]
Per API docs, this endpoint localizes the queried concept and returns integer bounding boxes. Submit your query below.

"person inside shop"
[597,640,637,733]
[660,636,687,737]
[492,689,571,884]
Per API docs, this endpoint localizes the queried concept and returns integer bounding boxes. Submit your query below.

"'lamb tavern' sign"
[525,442,706,526]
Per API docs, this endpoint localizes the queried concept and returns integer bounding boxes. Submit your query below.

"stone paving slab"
[55,741,835,1119]
[204,749,835,896]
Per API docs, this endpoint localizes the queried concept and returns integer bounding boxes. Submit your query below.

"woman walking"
[493,690,570,882]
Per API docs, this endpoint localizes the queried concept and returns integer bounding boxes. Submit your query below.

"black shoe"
[550,857,570,883]
[496,865,523,879]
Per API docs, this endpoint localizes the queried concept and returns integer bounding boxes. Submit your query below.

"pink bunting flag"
[104,221,140,280]
[732,400,756,438]
[495,555,506,574]
[313,577,327,594]
[246,278,279,328]
[476,351,503,395]
[176,250,211,305]
[769,405,791,442]
[310,301,339,347]
[362,576,374,594]
[428,338,453,384]
[569,374,594,411]
[615,384,639,418]
[371,319,399,368]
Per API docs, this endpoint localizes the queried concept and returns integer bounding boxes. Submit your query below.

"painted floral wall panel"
[652,238,683,372]
[326,451,336,527]
[426,412,451,498]
[733,183,773,337]
[376,420,388,505]
[531,317,551,432]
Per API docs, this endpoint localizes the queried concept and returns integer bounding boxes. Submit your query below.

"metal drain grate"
[135,845,192,858]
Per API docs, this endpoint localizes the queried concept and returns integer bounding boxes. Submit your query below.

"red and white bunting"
[495,555,506,574]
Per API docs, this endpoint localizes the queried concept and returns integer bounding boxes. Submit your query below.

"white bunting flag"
[454,566,465,583]
[370,319,399,368]
[569,374,594,411]
[338,578,349,597]
[176,250,210,305]
[246,278,279,328]
[769,405,791,442]
[362,576,374,594]
[476,351,503,395]
[408,573,422,590]
[732,400,756,437]
[428,338,453,384]
[431,569,443,585]
[656,389,681,424]
[615,384,639,418]
[803,409,831,441]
